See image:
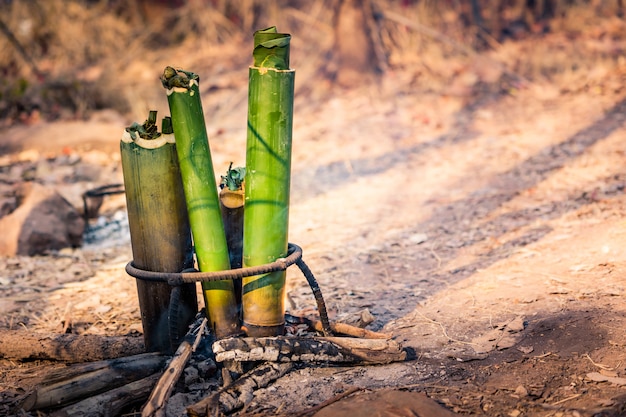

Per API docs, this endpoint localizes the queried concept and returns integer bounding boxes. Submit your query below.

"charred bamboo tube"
[23,352,167,411]
[121,111,197,353]
[219,163,246,308]
[242,27,295,336]
[161,68,239,338]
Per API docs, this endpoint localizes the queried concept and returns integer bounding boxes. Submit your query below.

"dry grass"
[0,1,625,124]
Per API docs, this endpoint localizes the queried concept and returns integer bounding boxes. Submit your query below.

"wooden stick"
[22,352,167,411]
[49,373,160,417]
[286,313,387,339]
[310,319,391,339]
[141,317,207,417]
[213,336,406,365]
[0,330,144,362]
[187,362,294,417]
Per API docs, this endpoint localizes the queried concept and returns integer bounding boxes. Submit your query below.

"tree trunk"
[332,0,383,87]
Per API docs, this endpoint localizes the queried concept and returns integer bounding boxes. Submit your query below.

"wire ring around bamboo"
[125,243,333,336]
[126,243,302,286]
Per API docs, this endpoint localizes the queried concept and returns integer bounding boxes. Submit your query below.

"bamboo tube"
[219,163,246,308]
[219,163,246,270]
[121,111,198,353]
[242,27,295,336]
[161,68,239,338]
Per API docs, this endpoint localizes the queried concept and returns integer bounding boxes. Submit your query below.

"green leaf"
[125,110,161,140]
[253,26,291,70]
[160,66,198,89]
[220,162,246,191]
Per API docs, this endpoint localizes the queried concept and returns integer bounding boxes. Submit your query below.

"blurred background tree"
[0,0,624,126]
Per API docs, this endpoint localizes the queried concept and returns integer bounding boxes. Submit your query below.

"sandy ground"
[2,24,626,416]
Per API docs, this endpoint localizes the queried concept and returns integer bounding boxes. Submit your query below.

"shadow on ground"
[298,96,626,328]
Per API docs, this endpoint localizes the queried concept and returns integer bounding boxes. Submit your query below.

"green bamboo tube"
[161,68,239,338]
[242,27,295,336]
[121,111,197,353]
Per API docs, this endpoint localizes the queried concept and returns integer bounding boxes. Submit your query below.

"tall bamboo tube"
[161,68,240,338]
[242,27,295,336]
[121,111,197,353]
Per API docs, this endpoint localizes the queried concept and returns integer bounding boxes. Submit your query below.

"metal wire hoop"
[125,243,332,336]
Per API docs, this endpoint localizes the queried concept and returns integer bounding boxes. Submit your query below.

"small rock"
[184,366,200,386]
[196,358,217,377]
[517,345,534,354]
[338,308,375,328]
[408,233,428,244]
[514,385,528,397]
[0,182,84,256]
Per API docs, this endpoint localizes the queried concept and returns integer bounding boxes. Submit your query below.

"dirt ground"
[2,4,626,417]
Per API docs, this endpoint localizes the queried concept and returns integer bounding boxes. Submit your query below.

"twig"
[141,317,207,417]
[429,247,442,270]
[290,315,391,339]
[411,310,477,346]
[584,353,614,371]
[60,303,73,334]
[551,393,582,406]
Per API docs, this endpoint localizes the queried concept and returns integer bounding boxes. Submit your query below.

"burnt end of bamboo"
[220,188,244,271]
[121,112,198,354]
[219,165,246,309]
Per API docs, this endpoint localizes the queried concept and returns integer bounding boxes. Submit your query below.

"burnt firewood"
[49,374,160,417]
[141,317,207,417]
[213,336,406,365]
[187,361,294,417]
[22,352,167,411]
